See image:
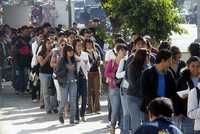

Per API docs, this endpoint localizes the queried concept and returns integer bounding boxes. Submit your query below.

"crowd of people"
[0,19,200,134]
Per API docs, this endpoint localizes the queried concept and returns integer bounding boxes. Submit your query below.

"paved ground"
[0,82,120,134]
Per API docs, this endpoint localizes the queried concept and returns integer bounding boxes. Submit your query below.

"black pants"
[30,80,40,100]
[76,76,87,120]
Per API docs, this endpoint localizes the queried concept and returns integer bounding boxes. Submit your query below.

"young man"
[134,97,183,134]
[141,50,179,113]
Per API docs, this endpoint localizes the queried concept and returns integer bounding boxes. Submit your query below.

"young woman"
[127,48,150,133]
[55,45,78,124]
[84,39,101,114]
[37,38,57,114]
[73,38,90,122]
[104,44,127,134]
[178,56,200,134]
[169,46,186,80]
[50,37,67,103]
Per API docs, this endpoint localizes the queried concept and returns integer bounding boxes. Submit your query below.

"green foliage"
[101,0,184,43]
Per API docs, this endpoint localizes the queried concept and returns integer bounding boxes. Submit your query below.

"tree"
[101,0,183,43]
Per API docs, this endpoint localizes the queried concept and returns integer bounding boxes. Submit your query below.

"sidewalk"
[0,82,120,134]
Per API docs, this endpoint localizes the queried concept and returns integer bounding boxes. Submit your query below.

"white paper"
[177,89,190,98]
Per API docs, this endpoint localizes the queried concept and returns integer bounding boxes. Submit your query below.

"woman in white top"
[187,56,200,134]
[73,38,90,122]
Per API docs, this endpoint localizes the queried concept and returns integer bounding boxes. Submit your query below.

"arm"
[50,53,58,68]
[116,58,125,79]
[37,53,51,66]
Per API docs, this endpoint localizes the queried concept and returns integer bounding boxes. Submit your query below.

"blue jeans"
[76,77,87,120]
[59,81,77,123]
[120,87,131,134]
[39,73,57,112]
[15,68,28,92]
[109,88,123,129]
[127,95,144,133]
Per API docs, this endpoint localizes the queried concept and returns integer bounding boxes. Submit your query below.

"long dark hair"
[39,38,51,57]
[83,38,94,51]
[128,48,149,71]
[63,45,76,64]
[72,38,83,54]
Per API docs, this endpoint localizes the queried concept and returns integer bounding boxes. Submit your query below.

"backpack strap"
[196,87,200,105]
[112,49,117,57]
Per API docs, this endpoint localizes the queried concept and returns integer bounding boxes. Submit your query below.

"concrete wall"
[3,5,31,28]
[55,0,68,27]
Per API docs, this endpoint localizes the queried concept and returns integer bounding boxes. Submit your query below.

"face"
[86,42,93,50]
[45,40,52,51]
[118,48,127,58]
[172,53,181,63]
[84,33,91,40]
[75,41,83,53]
[135,41,147,50]
[66,50,74,58]
[188,61,200,77]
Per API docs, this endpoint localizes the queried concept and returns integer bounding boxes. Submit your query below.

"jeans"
[109,88,123,129]
[15,68,28,92]
[76,77,87,120]
[127,95,144,133]
[173,116,194,134]
[53,77,61,102]
[120,87,131,134]
[59,81,77,123]
[39,73,57,112]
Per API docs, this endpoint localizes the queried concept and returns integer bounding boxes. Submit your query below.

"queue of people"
[0,20,200,134]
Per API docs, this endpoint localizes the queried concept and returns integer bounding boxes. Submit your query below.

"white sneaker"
[32,99,38,103]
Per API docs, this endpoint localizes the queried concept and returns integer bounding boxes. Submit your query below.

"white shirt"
[116,57,129,89]
[104,48,117,62]
[75,51,90,79]
[188,83,200,130]
[31,41,39,68]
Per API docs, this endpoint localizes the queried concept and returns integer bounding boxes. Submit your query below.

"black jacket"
[141,66,179,113]
[127,67,143,97]
[169,60,186,81]
[176,69,196,116]
[54,57,78,87]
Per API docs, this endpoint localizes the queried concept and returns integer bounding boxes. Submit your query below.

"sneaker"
[81,117,86,122]
[40,105,45,109]
[15,91,19,95]
[95,111,101,114]
[59,116,64,124]
[32,99,38,103]
[47,111,52,114]
[53,109,58,114]
[74,120,79,124]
